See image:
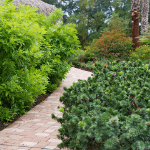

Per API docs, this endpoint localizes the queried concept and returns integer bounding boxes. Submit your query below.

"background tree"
[131,0,141,49]
[42,0,116,48]
[102,12,131,37]
[141,0,149,34]
[42,0,150,48]
[110,0,133,37]
[67,0,107,48]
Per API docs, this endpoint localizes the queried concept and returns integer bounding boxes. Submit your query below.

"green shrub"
[52,59,150,150]
[37,8,80,92]
[85,30,134,60]
[0,0,80,121]
[0,0,49,121]
[129,45,150,64]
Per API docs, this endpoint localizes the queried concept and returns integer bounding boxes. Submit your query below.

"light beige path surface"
[0,67,92,150]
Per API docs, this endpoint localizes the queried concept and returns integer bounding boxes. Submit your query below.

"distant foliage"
[0,0,80,121]
[85,30,134,60]
[52,59,150,150]
[129,45,150,64]
[103,12,131,37]
[136,24,150,47]
[67,0,107,48]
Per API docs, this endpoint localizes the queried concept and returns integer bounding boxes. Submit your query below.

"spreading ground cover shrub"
[85,30,134,60]
[52,59,150,150]
[129,45,150,64]
[0,0,80,121]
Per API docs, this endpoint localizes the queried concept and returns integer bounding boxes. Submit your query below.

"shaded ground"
[0,92,50,131]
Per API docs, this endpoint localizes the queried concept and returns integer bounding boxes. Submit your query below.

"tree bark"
[131,0,141,50]
[141,0,149,34]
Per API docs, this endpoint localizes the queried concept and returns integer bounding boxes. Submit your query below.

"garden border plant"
[84,30,134,61]
[0,0,80,122]
[52,59,150,150]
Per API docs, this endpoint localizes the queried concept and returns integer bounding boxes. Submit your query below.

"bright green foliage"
[85,30,134,60]
[0,0,48,121]
[37,8,80,92]
[52,59,150,149]
[129,45,150,64]
[0,0,80,121]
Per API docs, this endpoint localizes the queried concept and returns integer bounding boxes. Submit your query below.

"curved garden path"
[0,67,92,150]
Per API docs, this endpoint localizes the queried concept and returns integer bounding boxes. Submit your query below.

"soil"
[0,92,51,131]
[76,66,93,72]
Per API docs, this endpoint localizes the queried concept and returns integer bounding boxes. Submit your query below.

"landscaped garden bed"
[52,59,150,150]
[2,1,150,150]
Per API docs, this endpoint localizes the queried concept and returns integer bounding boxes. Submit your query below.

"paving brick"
[35,133,49,137]
[17,148,30,150]
[48,139,62,143]
[0,145,9,149]
[50,130,59,136]
[48,142,60,146]
[44,129,55,133]
[29,148,41,150]
[8,146,20,149]
[35,127,48,131]
[34,141,49,147]
[20,141,37,147]
[20,131,35,136]
[44,145,57,149]
[9,135,24,140]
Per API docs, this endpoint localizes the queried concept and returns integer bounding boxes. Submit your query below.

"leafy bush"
[85,30,134,60]
[0,0,80,121]
[52,59,150,150]
[102,12,131,37]
[129,45,150,64]
[0,0,49,121]
[37,9,80,92]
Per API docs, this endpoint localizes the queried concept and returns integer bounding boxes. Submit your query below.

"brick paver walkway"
[0,67,92,150]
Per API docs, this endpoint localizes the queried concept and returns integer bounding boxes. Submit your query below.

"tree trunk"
[131,0,141,50]
[141,0,149,34]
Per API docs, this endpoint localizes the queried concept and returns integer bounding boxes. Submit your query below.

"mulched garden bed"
[0,92,51,131]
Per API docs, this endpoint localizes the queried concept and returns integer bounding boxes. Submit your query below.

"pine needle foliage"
[52,59,150,150]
